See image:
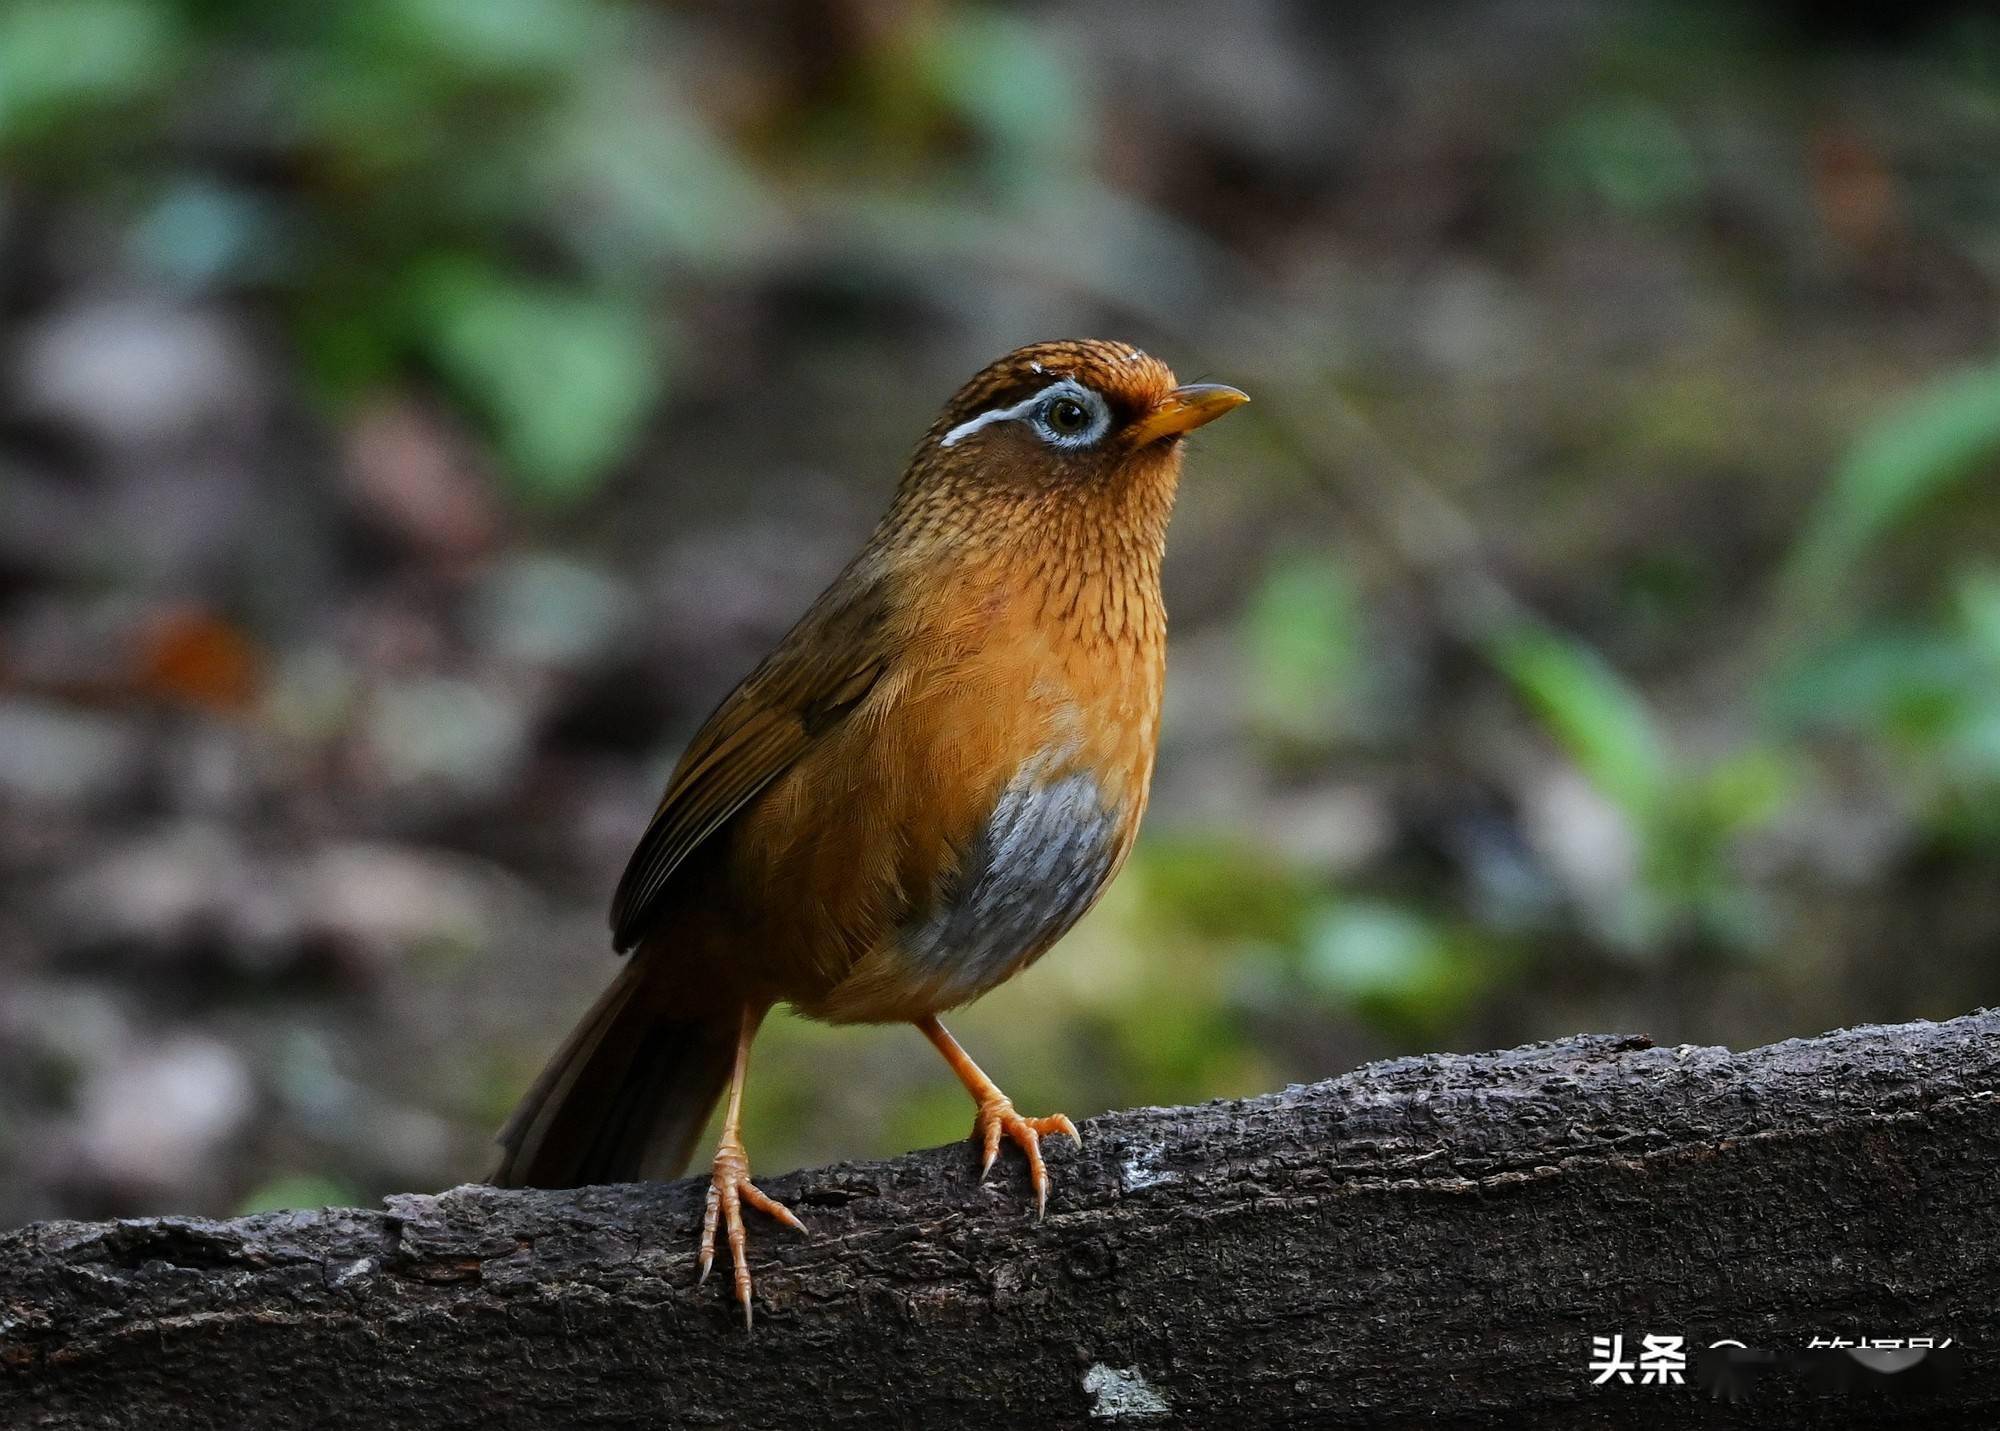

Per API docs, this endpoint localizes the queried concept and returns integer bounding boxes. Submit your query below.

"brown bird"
[492,339,1247,1325]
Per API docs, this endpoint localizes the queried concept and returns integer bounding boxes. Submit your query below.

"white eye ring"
[939,378,1113,450]
[1029,381,1111,449]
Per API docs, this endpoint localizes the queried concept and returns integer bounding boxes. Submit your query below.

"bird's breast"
[758,550,1164,1022]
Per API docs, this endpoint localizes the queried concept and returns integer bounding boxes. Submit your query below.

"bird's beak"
[1129,383,1250,446]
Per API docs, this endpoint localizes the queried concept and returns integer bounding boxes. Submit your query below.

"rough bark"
[3,1012,1995,1429]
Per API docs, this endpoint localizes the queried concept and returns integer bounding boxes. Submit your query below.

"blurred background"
[4,0,2000,1228]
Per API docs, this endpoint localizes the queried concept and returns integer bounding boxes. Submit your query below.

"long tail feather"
[491,966,735,1188]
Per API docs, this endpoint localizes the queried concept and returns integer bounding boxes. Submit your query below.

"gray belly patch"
[899,764,1121,1003]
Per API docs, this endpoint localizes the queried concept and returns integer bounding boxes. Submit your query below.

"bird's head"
[897,340,1247,531]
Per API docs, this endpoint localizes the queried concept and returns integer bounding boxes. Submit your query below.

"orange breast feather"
[716,552,1161,1023]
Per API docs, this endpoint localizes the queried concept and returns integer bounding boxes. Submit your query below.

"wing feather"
[609,576,893,951]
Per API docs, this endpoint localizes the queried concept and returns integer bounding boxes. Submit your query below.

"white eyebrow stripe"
[939,378,1092,448]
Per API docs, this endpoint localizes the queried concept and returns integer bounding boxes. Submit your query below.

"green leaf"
[0,0,178,143]
[377,0,608,77]
[1684,748,1795,837]
[1245,553,1359,740]
[1301,900,1498,1039]
[235,1173,359,1215]
[922,8,1086,178]
[1765,627,1974,742]
[407,258,666,502]
[1783,361,2000,612]
[1958,568,2000,670]
[1303,901,1444,1000]
[1489,623,1668,820]
[1538,100,1703,215]
[1131,837,1317,947]
[548,72,781,270]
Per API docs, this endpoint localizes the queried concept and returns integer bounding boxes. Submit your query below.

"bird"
[491,338,1247,1327]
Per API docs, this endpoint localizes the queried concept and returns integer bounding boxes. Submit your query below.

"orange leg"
[699,1003,805,1329]
[916,1015,1081,1217]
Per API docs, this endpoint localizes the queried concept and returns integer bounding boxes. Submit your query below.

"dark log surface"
[3,1011,1995,1429]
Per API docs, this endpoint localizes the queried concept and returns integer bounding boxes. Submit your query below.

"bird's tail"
[490,963,736,1188]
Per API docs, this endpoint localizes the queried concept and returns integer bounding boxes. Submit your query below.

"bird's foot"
[699,1138,806,1330]
[971,1096,1081,1217]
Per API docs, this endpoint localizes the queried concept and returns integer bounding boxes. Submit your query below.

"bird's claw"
[699,1140,805,1330]
[972,1097,1081,1217]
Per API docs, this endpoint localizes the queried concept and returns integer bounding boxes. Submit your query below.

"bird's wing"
[609,575,894,951]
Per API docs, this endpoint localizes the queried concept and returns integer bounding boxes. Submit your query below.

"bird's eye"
[1029,385,1108,447]
[1046,397,1090,434]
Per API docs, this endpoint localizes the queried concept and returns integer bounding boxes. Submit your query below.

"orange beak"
[1129,383,1249,446]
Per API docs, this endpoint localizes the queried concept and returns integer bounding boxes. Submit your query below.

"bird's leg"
[915,1015,1081,1217]
[699,1003,804,1329]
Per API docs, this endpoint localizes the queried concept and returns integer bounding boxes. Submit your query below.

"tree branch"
[3,1012,1995,1428]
